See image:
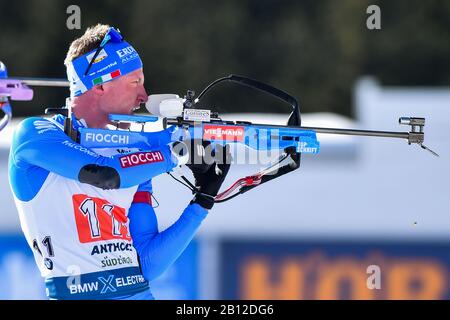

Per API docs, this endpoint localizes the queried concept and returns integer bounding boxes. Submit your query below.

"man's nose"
[138,85,149,103]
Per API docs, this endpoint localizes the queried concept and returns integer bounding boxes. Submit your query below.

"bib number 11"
[72,194,131,243]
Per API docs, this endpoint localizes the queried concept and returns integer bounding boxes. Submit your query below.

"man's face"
[97,68,148,115]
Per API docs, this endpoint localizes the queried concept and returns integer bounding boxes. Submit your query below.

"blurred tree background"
[1,0,449,118]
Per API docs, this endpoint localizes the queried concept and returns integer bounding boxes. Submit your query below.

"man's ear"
[91,84,105,95]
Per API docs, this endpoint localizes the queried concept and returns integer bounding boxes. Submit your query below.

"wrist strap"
[191,192,215,210]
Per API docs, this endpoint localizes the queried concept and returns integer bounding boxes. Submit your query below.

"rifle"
[0,65,438,202]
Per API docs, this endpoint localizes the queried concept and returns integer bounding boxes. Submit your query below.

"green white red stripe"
[92,70,121,85]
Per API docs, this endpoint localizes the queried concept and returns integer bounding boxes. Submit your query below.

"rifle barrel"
[302,126,409,140]
[10,78,69,87]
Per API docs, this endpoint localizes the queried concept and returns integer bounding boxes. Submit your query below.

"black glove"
[185,139,215,174]
[189,144,232,210]
[170,139,214,173]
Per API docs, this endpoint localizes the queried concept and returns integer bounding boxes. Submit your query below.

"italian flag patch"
[92,70,121,85]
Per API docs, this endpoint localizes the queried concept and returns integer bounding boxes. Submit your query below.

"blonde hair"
[64,24,111,66]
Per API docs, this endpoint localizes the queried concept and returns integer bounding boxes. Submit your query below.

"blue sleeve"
[129,182,208,281]
[10,117,178,192]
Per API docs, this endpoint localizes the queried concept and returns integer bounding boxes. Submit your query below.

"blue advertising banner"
[0,235,198,300]
[220,240,450,300]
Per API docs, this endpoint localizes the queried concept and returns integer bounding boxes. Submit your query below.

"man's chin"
[123,108,137,115]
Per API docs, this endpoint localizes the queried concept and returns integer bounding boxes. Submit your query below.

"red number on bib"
[72,195,131,243]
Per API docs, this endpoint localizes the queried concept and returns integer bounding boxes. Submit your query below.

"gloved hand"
[169,139,213,170]
[189,144,232,210]
[185,139,215,174]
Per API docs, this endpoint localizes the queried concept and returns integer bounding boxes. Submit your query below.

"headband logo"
[86,49,108,65]
[116,46,139,64]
